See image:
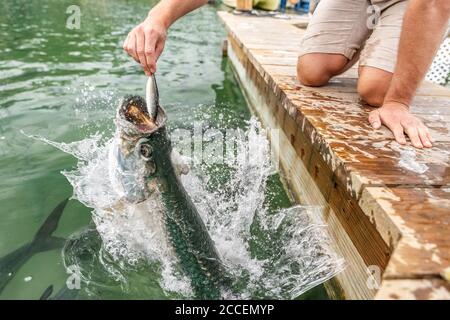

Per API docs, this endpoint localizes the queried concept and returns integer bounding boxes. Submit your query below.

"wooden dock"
[218,11,450,300]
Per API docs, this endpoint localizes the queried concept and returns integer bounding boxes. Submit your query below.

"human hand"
[368,101,433,149]
[123,16,167,76]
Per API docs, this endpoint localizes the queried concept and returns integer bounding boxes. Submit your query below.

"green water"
[0,0,332,299]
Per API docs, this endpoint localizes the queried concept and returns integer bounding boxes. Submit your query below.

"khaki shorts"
[299,0,409,73]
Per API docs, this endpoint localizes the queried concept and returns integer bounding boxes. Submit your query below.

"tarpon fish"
[4,76,230,299]
[109,75,231,299]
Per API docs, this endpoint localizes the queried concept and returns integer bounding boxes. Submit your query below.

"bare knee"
[297,58,331,87]
[297,54,348,87]
[357,81,385,107]
[357,68,392,107]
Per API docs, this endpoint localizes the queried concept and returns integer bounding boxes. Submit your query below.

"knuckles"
[124,21,166,72]
[402,118,422,128]
[143,26,162,38]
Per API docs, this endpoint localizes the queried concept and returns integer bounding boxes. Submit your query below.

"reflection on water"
[0,0,343,299]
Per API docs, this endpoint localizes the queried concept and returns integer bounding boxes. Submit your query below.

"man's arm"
[123,0,208,75]
[369,0,450,148]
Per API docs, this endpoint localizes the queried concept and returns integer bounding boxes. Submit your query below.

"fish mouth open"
[118,95,158,134]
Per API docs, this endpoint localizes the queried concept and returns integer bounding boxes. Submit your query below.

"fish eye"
[140,143,152,159]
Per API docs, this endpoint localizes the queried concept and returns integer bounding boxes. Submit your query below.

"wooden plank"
[219,11,450,299]
[286,15,310,28]
[276,79,450,141]
[227,35,382,299]
[250,49,298,66]
[330,141,450,194]
[417,81,450,97]
[360,187,450,279]
[375,279,450,300]
[326,207,379,299]
[247,40,393,270]
[328,179,391,269]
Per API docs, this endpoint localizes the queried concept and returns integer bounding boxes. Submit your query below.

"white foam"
[397,147,428,174]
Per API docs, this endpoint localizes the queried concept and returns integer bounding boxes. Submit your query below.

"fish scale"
[147,124,232,298]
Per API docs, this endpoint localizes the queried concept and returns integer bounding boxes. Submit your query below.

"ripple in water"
[28,115,345,299]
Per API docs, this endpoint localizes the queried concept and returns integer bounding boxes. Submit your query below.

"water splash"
[28,117,344,299]
[182,119,344,298]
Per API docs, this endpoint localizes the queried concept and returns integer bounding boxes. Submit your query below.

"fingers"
[391,124,407,145]
[381,114,407,145]
[135,28,150,76]
[426,129,434,144]
[123,23,166,75]
[144,28,158,74]
[155,41,165,59]
[418,126,432,148]
[123,33,134,59]
[404,126,423,149]
[375,102,434,149]
[368,110,381,129]
[124,31,139,63]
